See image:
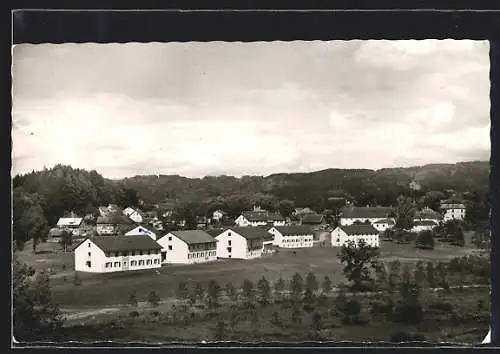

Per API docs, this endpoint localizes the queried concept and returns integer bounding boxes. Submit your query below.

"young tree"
[207,280,221,309]
[342,299,362,325]
[339,239,380,291]
[193,282,205,303]
[305,271,319,293]
[373,261,388,291]
[413,261,427,288]
[311,312,323,339]
[426,262,437,288]
[334,284,348,312]
[257,277,271,306]
[13,257,64,341]
[273,276,286,298]
[388,260,402,293]
[291,305,302,324]
[148,291,160,307]
[59,230,73,253]
[128,291,138,307]
[242,279,255,305]
[290,272,304,301]
[225,282,237,302]
[435,262,449,290]
[303,287,315,309]
[415,230,435,250]
[322,276,332,294]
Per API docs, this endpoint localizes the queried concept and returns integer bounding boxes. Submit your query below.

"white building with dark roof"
[96,215,134,235]
[340,206,394,226]
[56,216,84,236]
[235,211,285,227]
[331,224,380,248]
[268,225,314,248]
[157,230,217,264]
[372,218,396,232]
[440,202,466,222]
[208,227,273,259]
[123,207,144,223]
[74,235,162,273]
[411,220,439,233]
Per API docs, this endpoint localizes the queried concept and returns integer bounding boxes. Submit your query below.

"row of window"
[105,250,160,257]
[187,251,216,259]
[283,237,313,243]
[104,258,160,268]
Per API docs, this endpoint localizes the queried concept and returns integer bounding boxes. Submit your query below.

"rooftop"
[168,230,217,245]
[301,213,325,224]
[97,215,134,225]
[341,206,393,219]
[228,227,273,241]
[84,235,162,252]
[273,225,313,236]
[339,224,379,236]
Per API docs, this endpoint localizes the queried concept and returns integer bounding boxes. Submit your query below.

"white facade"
[442,207,466,222]
[74,239,162,273]
[215,229,264,259]
[125,226,156,240]
[96,224,115,235]
[268,227,314,248]
[411,221,438,233]
[273,220,286,227]
[234,215,267,227]
[331,227,380,248]
[123,207,143,223]
[157,233,217,264]
[372,220,395,232]
[212,210,224,221]
[340,217,394,226]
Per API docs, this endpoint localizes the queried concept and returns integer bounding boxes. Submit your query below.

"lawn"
[16,238,482,308]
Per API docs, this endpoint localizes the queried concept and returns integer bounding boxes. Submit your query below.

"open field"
[16,238,485,308]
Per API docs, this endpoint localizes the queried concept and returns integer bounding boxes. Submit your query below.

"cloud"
[12,40,490,178]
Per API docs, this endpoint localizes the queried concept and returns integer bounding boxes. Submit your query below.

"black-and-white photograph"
[12,40,491,344]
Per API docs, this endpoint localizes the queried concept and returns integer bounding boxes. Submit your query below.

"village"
[45,198,470,273]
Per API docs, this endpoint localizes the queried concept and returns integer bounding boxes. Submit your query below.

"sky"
[12,40,490,179]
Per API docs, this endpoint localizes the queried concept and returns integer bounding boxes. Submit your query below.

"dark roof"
[415,207,441,219]
[340,206,392,219]
[301,213,325,224]
[373,218,395,225]
[413,220,438,227]
[206,228,225,237]
[273,225,313,236]
[339,224,379,236]
[169,230,217,245]
[267,212,285,221]
[85,235,162,252]
[228,227,273,240]
[97,215,133,225]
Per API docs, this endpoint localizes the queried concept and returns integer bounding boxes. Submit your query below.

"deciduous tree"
[339,239,379,291]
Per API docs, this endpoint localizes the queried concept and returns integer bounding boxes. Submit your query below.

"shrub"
[392,303,424,324]
[129,311,140,318]
[73,273,82,286]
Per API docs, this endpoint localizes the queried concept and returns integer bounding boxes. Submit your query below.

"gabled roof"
[340,206,392,219]
[125,225,157,237]
[267,212,285,221]
[373,218,395,225]
[415,207,441,219]
[97,215,133,225]
[205,228,225,237]
[273,225,313,236]
[168,230,217,245]
[441,203,466,209]
[81,235,162,252]
[227,227,273,241]
[301,213,325,224]
[338,224,379,236]
[57,217,83,227]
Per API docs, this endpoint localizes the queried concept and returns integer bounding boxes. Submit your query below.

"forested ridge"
[12,161,490,249]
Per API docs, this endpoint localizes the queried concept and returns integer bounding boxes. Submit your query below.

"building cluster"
[58,198,466,274]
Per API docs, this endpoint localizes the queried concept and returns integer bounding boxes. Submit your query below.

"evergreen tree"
[207,280,221,309]
[426,262,436,288]
[305,271,319,293]
[322,276,332,294]
[128,291,138,307]
[257,277,271,306]
[290,272,304,301]
[148,291,160,307]
[225,282,237,302]
[273,276,286,298]
[242,279,255,305]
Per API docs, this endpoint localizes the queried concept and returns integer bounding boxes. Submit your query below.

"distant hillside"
[120,161,489,206]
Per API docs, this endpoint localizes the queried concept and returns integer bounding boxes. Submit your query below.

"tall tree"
[13,257,63,341]
[277,199,295,219]
[322,276,332,294]
[290,272,304,301]
[59,230,73,253]
[415,230,435,250]
[339,239,380,291]
[242,279,255,305]
[225,282,237,302]
[207,280,221,309]
[305,272,319,293]
[394,195,416,230]
[273,276,286,297]
[426,262,436,288]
